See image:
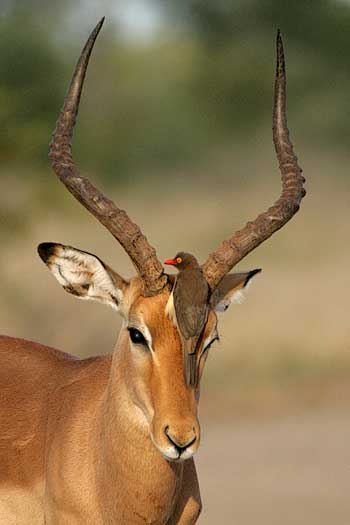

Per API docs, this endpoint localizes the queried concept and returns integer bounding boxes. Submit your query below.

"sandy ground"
[196,408,350,525]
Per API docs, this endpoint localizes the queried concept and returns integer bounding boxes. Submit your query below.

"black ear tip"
[37,242,57,263]
[251,268,262,276]
[244,268,262,287]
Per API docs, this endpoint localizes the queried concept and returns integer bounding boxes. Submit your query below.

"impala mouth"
[154,442,198,462]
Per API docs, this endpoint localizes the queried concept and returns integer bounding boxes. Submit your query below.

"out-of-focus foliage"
[0,10,64,164]
[1,0,350,182]
[160,0,350,142]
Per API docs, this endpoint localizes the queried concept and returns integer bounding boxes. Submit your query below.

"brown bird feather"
[164,252,209,386]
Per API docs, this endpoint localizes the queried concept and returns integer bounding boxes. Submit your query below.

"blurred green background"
[1,1,349,523]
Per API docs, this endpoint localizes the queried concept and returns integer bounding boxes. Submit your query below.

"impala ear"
[210,269,261,312]
[37,242,128,311]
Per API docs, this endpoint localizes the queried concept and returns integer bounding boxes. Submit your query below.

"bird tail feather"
[183,337,199,387]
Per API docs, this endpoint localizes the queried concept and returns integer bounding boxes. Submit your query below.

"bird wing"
[173,269,209,340]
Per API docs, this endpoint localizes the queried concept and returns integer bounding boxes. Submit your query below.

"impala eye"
[128,328,147,346]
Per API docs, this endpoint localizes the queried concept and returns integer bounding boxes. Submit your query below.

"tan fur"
[0,276,221,523]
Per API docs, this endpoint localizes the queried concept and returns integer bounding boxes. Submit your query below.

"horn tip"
[97,16,105,28]
[91,17,105,39]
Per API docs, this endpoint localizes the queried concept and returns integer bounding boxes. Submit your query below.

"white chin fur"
[151,434,196,462]
[157,444,195,462]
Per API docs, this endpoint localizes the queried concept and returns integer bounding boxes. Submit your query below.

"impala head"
[39,19,305,462]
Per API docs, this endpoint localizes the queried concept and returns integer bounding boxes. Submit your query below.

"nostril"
[164,426,197,452]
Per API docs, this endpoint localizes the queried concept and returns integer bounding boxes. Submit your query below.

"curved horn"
[49,18,167,296]
[202,30,306,291]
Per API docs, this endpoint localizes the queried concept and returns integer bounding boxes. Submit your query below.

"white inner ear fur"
[214,279,253,313]
[48,246,123,311]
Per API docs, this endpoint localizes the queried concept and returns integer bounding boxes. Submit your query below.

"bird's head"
[164,251,198,271]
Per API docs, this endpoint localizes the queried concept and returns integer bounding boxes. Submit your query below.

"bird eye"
[176,257,182,264]
[128,328,147,346]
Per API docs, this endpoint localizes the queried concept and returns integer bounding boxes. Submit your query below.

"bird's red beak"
[164,258,176,266]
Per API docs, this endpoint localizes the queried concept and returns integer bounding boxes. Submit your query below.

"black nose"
[164,426,197,453]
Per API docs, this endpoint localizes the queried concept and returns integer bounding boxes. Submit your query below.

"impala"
[0,19,305,524]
